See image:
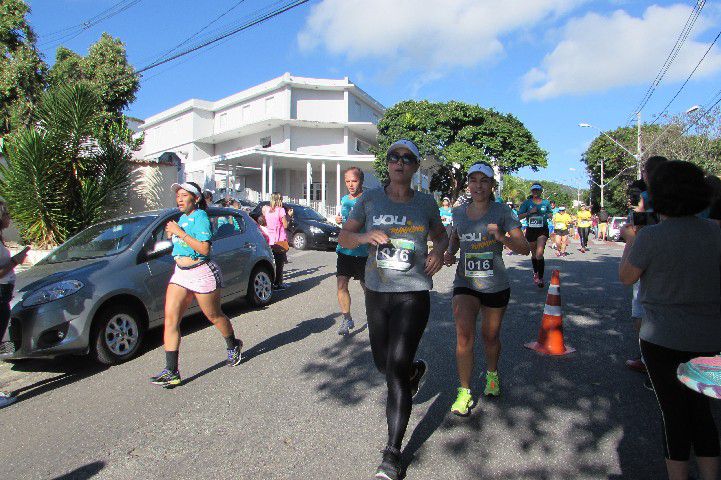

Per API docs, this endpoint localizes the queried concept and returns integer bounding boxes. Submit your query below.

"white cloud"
[522,4,721,101]
[298,0,586,71]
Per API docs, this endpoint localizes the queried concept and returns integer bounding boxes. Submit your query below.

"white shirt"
[0,245,16,285]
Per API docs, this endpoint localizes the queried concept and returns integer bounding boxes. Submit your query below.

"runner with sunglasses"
[517,183,553,288]
[339,139,448,480]
[150,182,242,388]
[444,163,529,415]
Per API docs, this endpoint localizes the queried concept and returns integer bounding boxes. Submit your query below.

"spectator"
[203,190,214,205]
[262,193,291,290]
[439,197,453,236]
[598,207,610,241]
[619,160,720,480]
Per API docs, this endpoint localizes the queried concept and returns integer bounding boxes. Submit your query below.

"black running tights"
[640,340,720,461]
[578,227,590,248]
[365,289,430,450]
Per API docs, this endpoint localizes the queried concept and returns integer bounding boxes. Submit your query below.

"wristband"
[182,234,189,242]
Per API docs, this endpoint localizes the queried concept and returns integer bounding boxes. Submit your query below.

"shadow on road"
[50,461,105,480]
[242,313,336,363]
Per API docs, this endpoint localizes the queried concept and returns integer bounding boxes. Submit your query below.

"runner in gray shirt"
[339,139,447,480]
[443,162,529,416]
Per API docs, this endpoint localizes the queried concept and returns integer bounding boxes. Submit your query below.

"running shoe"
[227,339,243,367]
[533,273,540,286]
[409,360,428,399]
[0,391,16,409]
[537,277,544,288]
[150,368,182,388]
[677,356,721,400]
[450,387,473,416]
[337,315,353,336]
[374,446,402,480]
[625,358,646,373]
[484,371,500,396]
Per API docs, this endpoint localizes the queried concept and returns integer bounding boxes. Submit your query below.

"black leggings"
[640,340,720,461]
[578,227,590,248]
[366,289,430,450]
[0,284,12,340]
[272,250,286,286]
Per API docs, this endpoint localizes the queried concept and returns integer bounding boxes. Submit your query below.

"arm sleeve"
[347,192,367,226]
[628,227,653,270]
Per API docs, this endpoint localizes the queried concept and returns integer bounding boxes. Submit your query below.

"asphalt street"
[0,238,717,479]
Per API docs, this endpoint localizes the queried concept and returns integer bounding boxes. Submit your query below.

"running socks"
[224,334,237,350]
[165,350,179,372]
[531,257,538,273]
[537,258,545,279]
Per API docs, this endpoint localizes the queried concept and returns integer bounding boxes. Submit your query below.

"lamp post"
[579,105,699,181]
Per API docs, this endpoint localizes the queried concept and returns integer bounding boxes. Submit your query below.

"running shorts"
[525,227,549,243]
[453,287,511,308]
[169,260,223,294]
[336,252,367,281]
[556,229,569,237]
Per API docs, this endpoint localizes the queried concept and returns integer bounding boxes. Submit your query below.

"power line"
[625,0,704,124]
[650,26,721,126]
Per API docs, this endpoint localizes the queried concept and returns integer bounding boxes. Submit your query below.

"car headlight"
[23,280,84,307]
[309,226,324,234]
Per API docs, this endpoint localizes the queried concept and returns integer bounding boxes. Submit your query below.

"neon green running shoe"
[484,371,500,396]
[450,387,473,416]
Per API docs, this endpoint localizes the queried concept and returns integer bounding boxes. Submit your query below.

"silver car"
[1,207,275,364]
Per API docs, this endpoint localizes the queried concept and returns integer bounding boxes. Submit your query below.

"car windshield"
[294,206,325,221]
[611,218,626,228]
[43,215,157,264]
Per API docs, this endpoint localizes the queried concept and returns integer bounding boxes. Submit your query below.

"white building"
[136,73,385,215]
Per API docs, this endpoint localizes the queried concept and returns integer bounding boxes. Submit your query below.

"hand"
[335,215,343,224]
[443,251,456,266]
[165,220,184,238]
[362,230,389,246]
[621,224,637,242]
[487,223,505,242]
[529,207,538,214]
[287,208,294,217]
[425,249,444,276]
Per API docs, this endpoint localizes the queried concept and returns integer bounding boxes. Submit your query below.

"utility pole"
[637,111,642,180]
[600,159,605,208]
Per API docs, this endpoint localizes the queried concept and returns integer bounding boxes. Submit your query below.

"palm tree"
[0,83,135,247]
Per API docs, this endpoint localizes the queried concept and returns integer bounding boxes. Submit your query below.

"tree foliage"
[0,84,138,247]
[373,100,547,201]
[581,107,721,215]
[501,175,580,209]
[0,0,46,134]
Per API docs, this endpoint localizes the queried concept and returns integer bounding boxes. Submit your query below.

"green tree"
[501,175,577,208]
[0,0,47,134]
[373,100,547,201]
[48,32,139,123]
[0,84,138,247]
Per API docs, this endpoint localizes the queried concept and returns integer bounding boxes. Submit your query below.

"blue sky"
[27,0,721,187]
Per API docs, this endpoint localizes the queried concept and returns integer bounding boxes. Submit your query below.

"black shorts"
[453,287,511,308]
[525,227,549,243]
[555,229,569,236]
[336,252,367,281]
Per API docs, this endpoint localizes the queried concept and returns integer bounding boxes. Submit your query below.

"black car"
[250,202,339,251]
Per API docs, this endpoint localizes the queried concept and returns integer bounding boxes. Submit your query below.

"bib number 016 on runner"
[465,252,494,278]
[376,239,415,271]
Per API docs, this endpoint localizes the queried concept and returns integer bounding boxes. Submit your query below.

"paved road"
[0,240,716,479]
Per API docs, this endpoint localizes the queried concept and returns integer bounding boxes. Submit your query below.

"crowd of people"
[0,136,719,480]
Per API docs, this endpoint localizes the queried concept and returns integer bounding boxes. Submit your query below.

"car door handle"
[243,242,254,249]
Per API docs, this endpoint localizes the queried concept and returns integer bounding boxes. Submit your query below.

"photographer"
[619,160,720,480]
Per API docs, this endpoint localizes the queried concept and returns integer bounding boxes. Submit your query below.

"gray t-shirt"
[628,216,721,352]
[452,202,521,293]
[348,187,443,292]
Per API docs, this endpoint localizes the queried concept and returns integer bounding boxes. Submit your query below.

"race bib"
[376,239,415,271]
[528,215,544,228]
[464,251,494,278]
[555,222,566,230]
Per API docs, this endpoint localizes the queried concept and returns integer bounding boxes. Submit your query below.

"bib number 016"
[465,252,494,278]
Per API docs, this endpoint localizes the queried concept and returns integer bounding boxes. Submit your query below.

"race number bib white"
[528,215,544,228]
[555,222,567,230]
[376,239,416,271]
[465,252,494,278]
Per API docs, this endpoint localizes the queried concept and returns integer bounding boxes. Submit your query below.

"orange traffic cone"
[525,269,575,355]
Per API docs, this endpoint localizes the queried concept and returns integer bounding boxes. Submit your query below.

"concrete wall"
[291,127,345,155]
[291,88,346,123]
[214,86,287,134]
[214,127,285,155]
[348,93,382,123]
[348,131,374,155]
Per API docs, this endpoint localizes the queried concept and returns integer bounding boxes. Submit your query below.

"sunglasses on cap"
[386,152,418,165]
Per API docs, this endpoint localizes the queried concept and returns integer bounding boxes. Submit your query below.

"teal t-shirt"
[337,194,368,257]
[172,209,212,260]
[518,199,553,229]
[439,207,453,226]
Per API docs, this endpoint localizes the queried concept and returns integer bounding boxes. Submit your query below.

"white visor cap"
[171,182,201,197]
[467,163,494,179]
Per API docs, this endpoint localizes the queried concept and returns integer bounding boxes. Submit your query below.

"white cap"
[467,163,494,179]
[531,183,543,191]
[558,206,566,211]
[387,139,421,160]
[171,182,201,197]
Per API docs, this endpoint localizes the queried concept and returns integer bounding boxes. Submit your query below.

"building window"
[260,136,271,148]
[265,96,275,117]
[355,138,371,153]
[303,182,325,201]
[241,104,251,123]
[219,113,227,130]
[354,100,361,118]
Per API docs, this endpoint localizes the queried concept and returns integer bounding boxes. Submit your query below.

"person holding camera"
[620,160,720,480]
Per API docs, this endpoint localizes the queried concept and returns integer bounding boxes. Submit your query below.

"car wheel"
[91,305,145,365]
[246,265,273,307]
[292,232,307,250]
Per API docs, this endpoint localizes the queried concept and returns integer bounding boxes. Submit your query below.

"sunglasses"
[386,153,418,165]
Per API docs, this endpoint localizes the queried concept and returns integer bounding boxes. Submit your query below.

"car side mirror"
[150,239,172,255]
